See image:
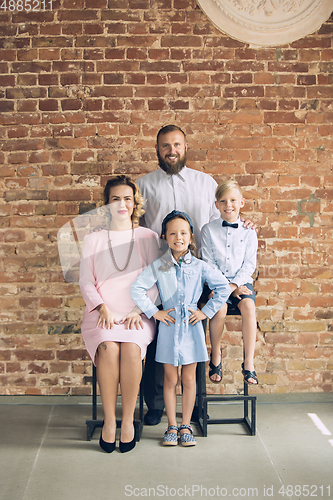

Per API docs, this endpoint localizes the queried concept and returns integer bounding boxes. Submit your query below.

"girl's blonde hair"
[103,175,145,226]
[215,180,242,201]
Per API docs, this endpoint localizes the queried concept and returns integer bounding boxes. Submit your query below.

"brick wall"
[0,0,332,395]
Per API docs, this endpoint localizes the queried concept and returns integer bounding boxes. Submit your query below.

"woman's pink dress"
[79,227,159,365]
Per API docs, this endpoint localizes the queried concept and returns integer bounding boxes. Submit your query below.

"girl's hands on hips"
[153,309,175,326]
[96,304,118,329]
[232,285,252,300]
[188,308,207,325]
[119,311,143,330]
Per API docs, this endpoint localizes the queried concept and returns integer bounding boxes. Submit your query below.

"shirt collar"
[160,165,187,183]
[171,249,192,266]
[220,216,241,226]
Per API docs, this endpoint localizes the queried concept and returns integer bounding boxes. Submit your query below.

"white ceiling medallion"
[196,0,333,47]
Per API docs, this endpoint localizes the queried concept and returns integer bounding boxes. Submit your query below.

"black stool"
[197,304,257,436]
[86,363,144,441]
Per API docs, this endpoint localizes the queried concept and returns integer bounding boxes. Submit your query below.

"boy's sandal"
[209,351,222,383]
[241,362,258,385]
[163,425,179,446]
[179,424,197,447]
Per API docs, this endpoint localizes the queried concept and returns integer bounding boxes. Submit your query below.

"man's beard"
[157,150,187,175]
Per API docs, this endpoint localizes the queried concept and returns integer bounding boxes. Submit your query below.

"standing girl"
[131,210,230,446]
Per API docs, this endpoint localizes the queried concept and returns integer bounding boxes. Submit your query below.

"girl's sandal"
[179,424,197,447]
[163,425,179,446]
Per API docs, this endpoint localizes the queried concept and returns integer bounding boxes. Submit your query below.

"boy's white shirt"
[200,216,258,287]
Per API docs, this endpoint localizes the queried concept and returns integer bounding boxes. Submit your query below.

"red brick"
[104,48,126,60]
[264,112,306,124]
[58,10,98,22]
[57,350,89,361]
[17,101,38,112]
[0,2,331,396]
[8,127,29,139]
[49,189,91,201]
[39,100,59,112]
[291,38,331,49]
[148,48,169,60]
[0,75,15,86]
[2,139,44,152]
[297,75,317,85]
[0,101,14,112]
[12,11,54,23]
[7,153,28,164]
[61,99,82,111]
[39,74,59,87]
[40,24,61,36]
[15,350,55,361]
[60,74,80,86]
[7,88,47,100]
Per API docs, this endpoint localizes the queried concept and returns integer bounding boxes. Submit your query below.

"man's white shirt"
[137,166,219,246]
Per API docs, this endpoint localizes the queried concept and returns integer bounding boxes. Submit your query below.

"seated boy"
[201,180,258,385]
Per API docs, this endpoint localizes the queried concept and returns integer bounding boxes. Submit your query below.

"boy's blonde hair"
[215,180,242,201]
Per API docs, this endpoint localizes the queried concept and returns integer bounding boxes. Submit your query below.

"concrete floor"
[0,393,332,500]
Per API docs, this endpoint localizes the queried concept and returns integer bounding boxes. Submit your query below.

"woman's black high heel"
[119,424,136,453]
[99,423,116,453]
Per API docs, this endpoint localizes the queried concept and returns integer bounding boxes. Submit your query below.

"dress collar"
[171,249,192,266]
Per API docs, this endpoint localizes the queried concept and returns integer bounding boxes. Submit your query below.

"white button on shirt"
[136,166,220,246]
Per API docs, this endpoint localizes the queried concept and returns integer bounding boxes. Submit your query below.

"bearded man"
[137,125,219,247]
[136,124,221,425]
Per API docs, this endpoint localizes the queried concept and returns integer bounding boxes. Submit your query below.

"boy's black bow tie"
[222,221,238,228]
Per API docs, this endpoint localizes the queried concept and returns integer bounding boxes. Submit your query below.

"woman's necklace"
[108,224,135,272]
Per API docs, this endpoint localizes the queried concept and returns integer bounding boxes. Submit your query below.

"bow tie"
[222,221,238,229]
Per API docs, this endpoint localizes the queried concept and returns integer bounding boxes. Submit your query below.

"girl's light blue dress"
[130,249,231,366]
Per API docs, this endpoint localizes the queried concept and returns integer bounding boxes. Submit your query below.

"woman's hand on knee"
[96,304,118,329]
[119,312,143,330]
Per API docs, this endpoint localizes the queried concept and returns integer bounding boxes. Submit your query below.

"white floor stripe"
[22,406,54,500]
[308,413,332,436]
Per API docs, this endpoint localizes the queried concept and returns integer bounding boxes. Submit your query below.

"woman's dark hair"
[103,175,144,226]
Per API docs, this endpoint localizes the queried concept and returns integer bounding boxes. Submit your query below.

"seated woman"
[79,175,159,453]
